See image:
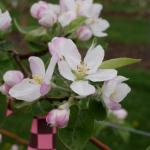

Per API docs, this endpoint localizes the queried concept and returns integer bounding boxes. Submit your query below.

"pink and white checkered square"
[28,117,57,150]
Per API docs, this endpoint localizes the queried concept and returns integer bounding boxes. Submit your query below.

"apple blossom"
[102,76,131,110]
[30,1,60,27]
[46,108,70,128]
[48,37,117,96]
[30,1,49,19]
[9,56,57,102]
[109,108,128,120]
[10,144,19,150]
[76,25,92,41]
[0,9,12,31]
[0,70,24,95]
[58,0,93,26]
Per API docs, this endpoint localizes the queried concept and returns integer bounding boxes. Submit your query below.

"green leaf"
[25,27,50,41]
[58,106,95,150]
[89,100,106,121]
[63,16,86,35]
[100,58,141,69]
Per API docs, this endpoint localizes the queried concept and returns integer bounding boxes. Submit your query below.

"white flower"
[48,37,117,96]
[86,17,110,37]
[9,56,57,102]
[102,76,131,110]
[58,0,93,26]
[0,9,12,31]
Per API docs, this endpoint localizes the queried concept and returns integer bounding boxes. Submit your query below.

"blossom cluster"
[30,0,109,41]
[0,36,131,128]
[0,0,133,129]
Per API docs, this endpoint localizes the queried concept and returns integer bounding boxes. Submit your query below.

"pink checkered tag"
[28,117,57,150]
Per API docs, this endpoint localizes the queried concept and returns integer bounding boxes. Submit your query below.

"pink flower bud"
[46,108,70,128]
[30,1,49,19]
[76,26,92,41]
[111,109,128,120]
[39,10,58,27]
[3,70,24,87]
[0,10,12,31]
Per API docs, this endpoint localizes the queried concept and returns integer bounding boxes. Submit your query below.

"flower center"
[74,62,89,80]
[33,75,43,84]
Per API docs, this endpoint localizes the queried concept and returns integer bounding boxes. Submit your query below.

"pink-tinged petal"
[44,56,57,84]
[111,109,128,120]
[0,11,12,31]
[111,83,131,103]
[76,26,92,41]
[90,3,103,18]
[46,109,70,128]
[3,70,24,87]
[102,76,129,98]
[40,83,51,96]
[86,69,117,82]
[48,37,81,70]
[48,4,60,15]
[84,45,104,74]
[39,10,58,27]
[78,0,93,17]
[88,18,110,37]
[29,56,45,78]
[58,60,75,81]
[9,78,41,102]
[30,1,49,19]
[58,11,76,27]
[60,0,76,12]
[70,81,95,96]
[0,84,11,95]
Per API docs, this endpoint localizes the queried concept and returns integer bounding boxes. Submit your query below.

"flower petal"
[49,37,81,70]
[29,56,45,78]
[70,81,95,96]
[58,59,75,81]
[78,0,93,17]
[86,69,117,82]
[9,79,41,102]
[112,83,131,102]
[58,11,76,27]
[44,56,57,84]
[84,45,104,74]
[3,70,24,87]
[60,0,76,12]
[88,18,110,37]
[90,3,103,18]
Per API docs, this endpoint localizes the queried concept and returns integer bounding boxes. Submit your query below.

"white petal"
[90,3,103,18]
[112,83,131,102]
[70,81,95,96]
[60,0,76,12]
[44,56,57,84]
[84,45,104,74]
[58,11,76,27]
[48,4,60,14]
[78,0,93,17]
[86,69,117,82]
[29,56,45,78]
[9,79,41,102]
[48,37,81,69]
[88,18,110,37]
[58,60,75,81]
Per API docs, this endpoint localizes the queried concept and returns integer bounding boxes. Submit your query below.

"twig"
[90,136,111,150]
[12,49,48,59]
[0,128,28,145]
